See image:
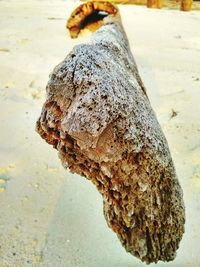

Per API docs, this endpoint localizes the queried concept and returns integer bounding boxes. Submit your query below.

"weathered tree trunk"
[180,0,193,11]
[36,1,185,264]
[147,0,163,9]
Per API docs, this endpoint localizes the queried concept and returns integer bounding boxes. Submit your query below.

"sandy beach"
[0,0,200,266]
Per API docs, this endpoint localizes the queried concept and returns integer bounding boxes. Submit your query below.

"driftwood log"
[36,1,185,264]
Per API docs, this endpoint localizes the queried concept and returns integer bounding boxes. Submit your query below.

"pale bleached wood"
[36,2,185,264]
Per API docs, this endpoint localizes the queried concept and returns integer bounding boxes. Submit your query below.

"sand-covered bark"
[36,2,185,264]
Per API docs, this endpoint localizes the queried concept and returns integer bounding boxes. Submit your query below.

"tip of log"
[66,1,118,38]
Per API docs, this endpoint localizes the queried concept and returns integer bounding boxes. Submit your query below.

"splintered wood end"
[67,1,118,38]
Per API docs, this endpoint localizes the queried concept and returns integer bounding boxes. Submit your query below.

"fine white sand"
[0,1,200,266]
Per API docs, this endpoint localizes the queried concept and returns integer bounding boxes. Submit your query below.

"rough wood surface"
[36,2,185,264]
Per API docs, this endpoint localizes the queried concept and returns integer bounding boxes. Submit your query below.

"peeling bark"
[36,2,185,264]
